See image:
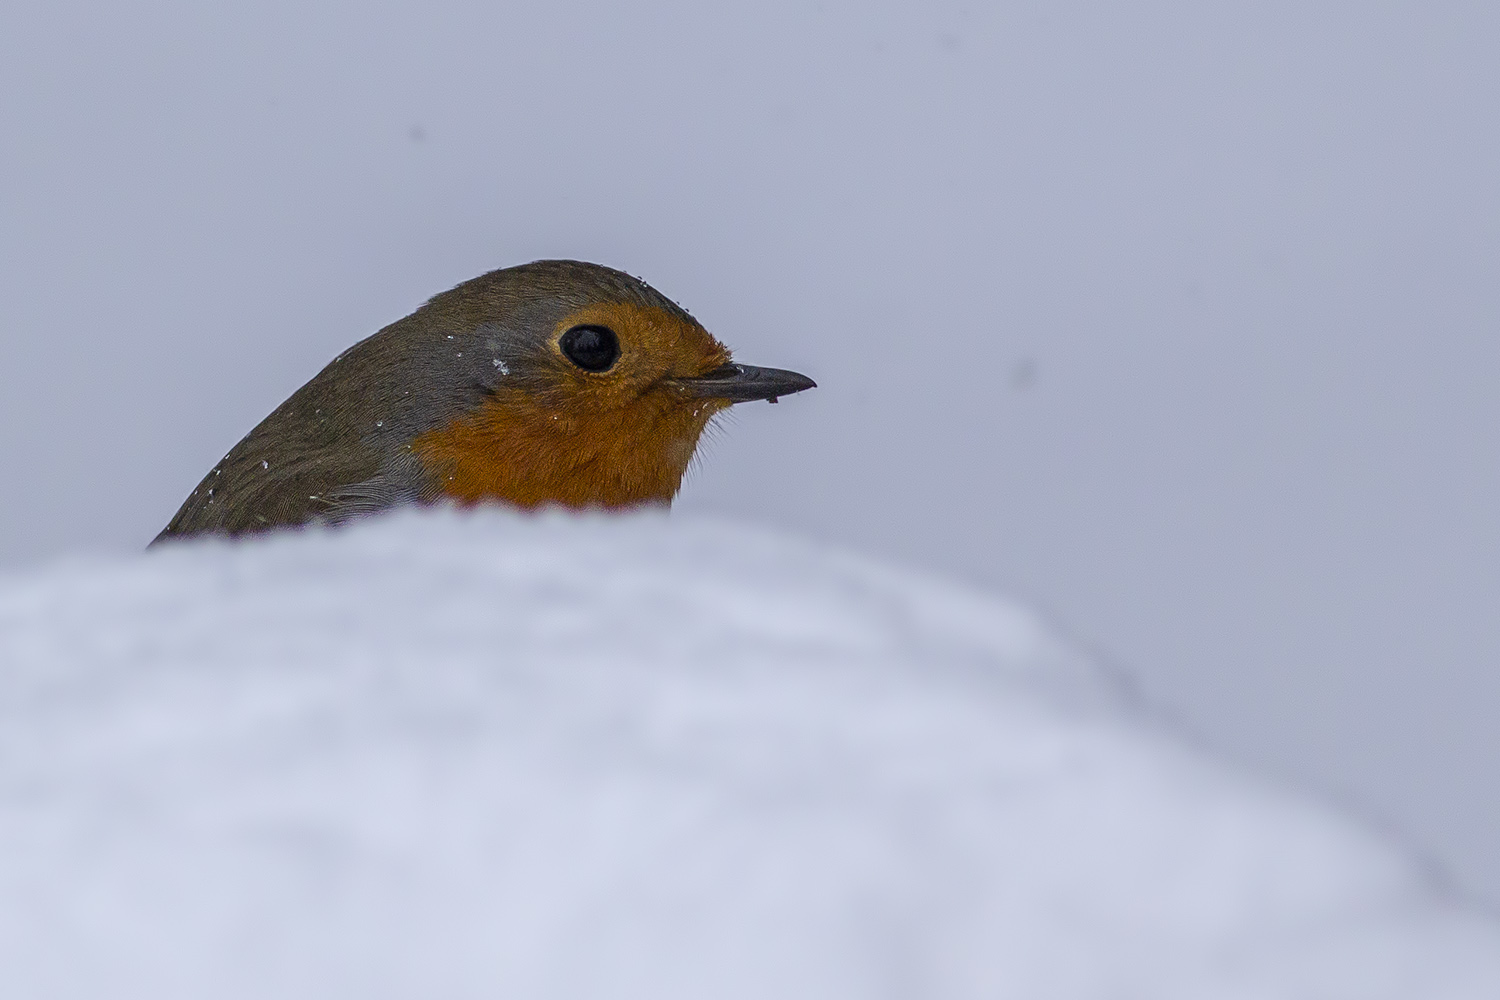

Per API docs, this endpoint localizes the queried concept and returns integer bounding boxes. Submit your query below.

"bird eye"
[559,325,620,372]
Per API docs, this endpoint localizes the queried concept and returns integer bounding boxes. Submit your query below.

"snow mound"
[0,510,1496,999]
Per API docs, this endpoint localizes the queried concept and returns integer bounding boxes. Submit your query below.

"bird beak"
[666,363,817,404]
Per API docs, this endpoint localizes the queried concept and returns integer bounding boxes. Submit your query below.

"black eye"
[559,325,620,372]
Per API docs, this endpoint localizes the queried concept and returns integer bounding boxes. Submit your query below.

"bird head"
[402,261,815,510]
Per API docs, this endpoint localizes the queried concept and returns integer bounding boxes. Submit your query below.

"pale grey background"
[2,2,1497,903]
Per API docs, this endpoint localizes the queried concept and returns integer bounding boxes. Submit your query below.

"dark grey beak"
[666,363,817,404]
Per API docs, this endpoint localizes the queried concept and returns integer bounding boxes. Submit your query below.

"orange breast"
[411,390,718,509]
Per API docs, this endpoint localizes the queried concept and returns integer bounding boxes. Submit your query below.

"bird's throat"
[410,392,719,511]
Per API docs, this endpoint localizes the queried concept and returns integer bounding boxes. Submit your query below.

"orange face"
[411,301,735,510]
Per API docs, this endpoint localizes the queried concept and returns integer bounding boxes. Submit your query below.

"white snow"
[0,510,1496,999]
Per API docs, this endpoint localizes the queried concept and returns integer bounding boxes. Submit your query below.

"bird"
[152,260,815,543]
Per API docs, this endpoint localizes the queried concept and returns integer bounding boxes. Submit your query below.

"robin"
[153,260,815,543]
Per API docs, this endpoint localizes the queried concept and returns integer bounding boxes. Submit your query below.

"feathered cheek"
[683,398,732,424]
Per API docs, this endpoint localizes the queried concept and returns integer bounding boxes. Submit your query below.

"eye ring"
[559,325,620,372]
